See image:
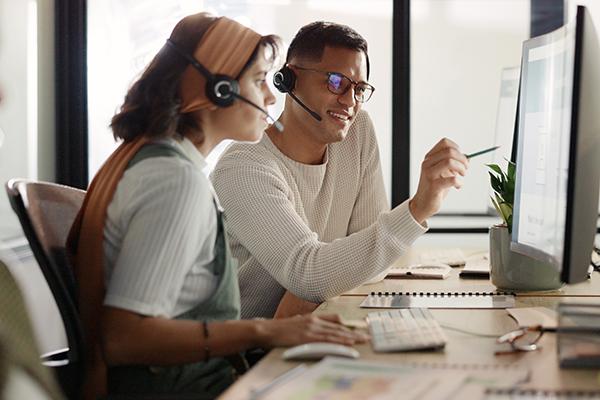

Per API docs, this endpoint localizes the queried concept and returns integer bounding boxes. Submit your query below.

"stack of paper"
[257,357,529,400]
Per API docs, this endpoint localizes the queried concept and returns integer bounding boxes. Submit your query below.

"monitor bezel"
[510,6,585,280]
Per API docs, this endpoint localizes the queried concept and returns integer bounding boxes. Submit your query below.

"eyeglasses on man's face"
[293,65,375,103]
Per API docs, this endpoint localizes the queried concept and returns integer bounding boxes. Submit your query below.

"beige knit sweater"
[211,110,427,318]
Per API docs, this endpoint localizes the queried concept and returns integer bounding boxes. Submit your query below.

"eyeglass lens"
[327,73,373,102]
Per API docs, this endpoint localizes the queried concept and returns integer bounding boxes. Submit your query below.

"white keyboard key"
[367,308,447,353]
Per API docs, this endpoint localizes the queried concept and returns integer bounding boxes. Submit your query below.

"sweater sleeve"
[211,155,427,303]
[347,112,390,235]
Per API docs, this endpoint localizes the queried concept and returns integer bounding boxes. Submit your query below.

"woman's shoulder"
[120,156,213,205]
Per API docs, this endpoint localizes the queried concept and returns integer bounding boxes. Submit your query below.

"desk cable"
[439,323,500,338]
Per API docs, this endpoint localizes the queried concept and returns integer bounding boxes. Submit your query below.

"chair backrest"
[5,179,86,382]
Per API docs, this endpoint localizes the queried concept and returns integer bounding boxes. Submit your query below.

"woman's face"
[204,45,276,143]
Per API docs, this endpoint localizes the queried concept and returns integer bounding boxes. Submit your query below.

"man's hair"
[287,21,370,79]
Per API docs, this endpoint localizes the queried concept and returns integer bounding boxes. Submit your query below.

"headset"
[166,39,283,132]
[273,65,322,122]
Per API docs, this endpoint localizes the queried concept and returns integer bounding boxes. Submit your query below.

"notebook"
[259,357,530,400]
[387,263,452,279]
[360,291,516,309]
[459,260,491,278]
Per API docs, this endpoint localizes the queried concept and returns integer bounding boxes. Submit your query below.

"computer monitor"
[511,6,600,284]
[487,66,520,215]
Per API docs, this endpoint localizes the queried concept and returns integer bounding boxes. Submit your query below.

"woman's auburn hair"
[110,14,281,143]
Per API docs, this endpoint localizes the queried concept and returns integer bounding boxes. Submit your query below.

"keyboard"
[366,308,447,352]
[420,248,466,267]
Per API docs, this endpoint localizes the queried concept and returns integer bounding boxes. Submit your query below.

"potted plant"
[487,161,562,291]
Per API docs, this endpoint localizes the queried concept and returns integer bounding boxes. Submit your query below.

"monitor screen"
[511,7,591,282]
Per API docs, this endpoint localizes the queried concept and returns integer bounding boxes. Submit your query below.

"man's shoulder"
[212,138,286,184]
[216,139,276,167]
[331,109,378,159]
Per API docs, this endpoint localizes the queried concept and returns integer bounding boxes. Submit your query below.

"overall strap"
[127,142,192,169]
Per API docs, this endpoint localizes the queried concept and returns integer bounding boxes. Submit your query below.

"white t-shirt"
[103,138,219,318]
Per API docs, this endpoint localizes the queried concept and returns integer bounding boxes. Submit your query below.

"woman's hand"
[255,314,369,348]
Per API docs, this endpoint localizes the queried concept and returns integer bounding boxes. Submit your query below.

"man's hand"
[409,138,469,224]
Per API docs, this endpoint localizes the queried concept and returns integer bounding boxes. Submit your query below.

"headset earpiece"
[207,74,239,108]
[166,39,239,108]
[272,64,322,122]
[273,66,296,94]
[165,38,283,130]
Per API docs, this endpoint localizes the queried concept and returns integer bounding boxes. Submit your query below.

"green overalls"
[107,143,241,398]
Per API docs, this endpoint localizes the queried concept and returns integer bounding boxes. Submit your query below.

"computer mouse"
[282,343,360,361]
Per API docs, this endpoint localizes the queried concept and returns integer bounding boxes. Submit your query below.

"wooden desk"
[347,246,600,296]
[219,251,600,399]
[345,269,600,297]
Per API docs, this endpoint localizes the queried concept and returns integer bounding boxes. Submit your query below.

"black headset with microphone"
[166,39,283,132]
[273,65,322,122]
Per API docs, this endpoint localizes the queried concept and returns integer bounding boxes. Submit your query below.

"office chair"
[5,178,86,399]
[6,179,219,400]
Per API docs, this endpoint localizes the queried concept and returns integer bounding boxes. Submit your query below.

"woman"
[68,13,366,399]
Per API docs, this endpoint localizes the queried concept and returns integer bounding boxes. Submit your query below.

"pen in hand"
[464,145,500,159]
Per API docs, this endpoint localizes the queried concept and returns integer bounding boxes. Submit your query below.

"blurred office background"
[4,0,598,242]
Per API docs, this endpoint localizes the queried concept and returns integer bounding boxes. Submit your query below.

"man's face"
[289,46,368,144]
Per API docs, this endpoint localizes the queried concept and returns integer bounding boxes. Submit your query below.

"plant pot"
[489,225,563,291]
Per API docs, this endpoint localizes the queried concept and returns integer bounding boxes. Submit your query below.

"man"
[211,22,468,319]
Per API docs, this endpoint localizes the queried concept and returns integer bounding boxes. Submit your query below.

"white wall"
[87,0,394,199]
[0,1,32,238]
[0,0,54,240]
[0,0,62,356]
[568,1,600,28]
[568,1,600,215]
[37,0,55,183]
[411,0,529,214]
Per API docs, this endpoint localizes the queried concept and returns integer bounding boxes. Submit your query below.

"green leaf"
[494,194,508,221]
[494,193,505,207]
[489,172,503,194]
[496,196,509,223]
[488,161,516,231]
[490,197,503,221]
[505,179,515,204]
[486,164,502,176]
[499,202,512,225]
[507,161,516,180]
